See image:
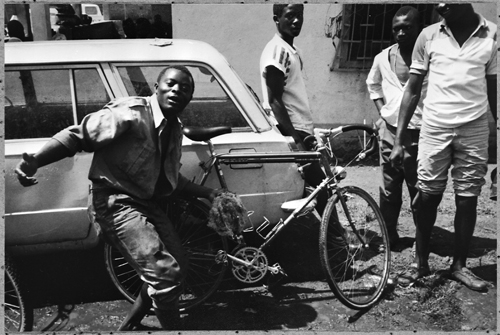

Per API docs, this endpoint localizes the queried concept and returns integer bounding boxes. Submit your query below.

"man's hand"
[389,144,404,168]
[296,141,307,151]
[209,188,224,202]
[15,152,39,187]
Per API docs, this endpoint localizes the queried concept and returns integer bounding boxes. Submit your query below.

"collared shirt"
[53,95,188,199]
[366,44,426,129]
[260,33,314,135]
[409,14,497,128]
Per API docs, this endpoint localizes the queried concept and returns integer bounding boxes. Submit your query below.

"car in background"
[4,39,306,331]
[81,3,104,23]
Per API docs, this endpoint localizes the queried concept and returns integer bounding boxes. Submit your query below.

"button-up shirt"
[409,14,497,128]
[53,95,188,199]
[366,44,426,129]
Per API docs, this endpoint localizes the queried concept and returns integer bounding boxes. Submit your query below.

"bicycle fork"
[335,188,370,249]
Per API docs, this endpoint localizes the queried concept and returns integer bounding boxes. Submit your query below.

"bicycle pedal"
[215,250,227,264]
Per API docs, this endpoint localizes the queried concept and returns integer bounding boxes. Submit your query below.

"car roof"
[5,39,230,66]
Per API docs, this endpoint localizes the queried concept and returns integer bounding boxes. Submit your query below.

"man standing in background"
[366,6,425,251]
[260,3,327,215]
[390,3,496,291]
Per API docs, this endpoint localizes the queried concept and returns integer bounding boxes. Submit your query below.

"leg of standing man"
[378,122,419,251]
[447,115,489,291]
[449,195,487,291]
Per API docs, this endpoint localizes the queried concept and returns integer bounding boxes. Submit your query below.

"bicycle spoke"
[320,186,390,309]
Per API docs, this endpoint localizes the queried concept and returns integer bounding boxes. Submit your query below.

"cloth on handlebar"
[208,191,250,236]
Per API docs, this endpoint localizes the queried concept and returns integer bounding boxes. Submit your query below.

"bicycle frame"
[184,124,379,282]
[197,139,322,189]
[193,134,354,250]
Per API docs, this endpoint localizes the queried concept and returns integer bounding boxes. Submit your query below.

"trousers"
[378,121,419,239]
[89,184,188,311]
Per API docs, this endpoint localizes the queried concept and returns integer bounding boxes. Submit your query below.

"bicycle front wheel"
[319,186,390,309]
[105,197,228,312]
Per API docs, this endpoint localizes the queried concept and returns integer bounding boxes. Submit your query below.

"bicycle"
[105,124,390,311]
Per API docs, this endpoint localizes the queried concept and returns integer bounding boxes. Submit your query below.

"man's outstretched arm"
[15,139,72,187]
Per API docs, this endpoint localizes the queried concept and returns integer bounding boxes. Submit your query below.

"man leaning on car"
[14,65,221,331]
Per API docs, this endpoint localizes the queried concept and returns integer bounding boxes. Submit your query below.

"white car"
[4,38,307,330]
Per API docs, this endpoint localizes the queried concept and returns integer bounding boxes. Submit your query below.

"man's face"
[392,14,420,49]
[435,3,472,23]
[155,68,193,118]
[275,4,304,38]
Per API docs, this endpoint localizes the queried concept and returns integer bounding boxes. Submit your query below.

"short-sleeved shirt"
[366,44,426,129]
[260,34,314,134]
[410,14,497,128]
[53,95,188,199]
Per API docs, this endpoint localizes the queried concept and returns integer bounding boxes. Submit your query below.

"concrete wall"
[173,3,497,129]
[173,4,370,128]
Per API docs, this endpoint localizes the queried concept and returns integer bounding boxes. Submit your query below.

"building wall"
[173,3,497,129]
[173,4,368,127]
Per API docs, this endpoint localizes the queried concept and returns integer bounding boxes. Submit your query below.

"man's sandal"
[397,266,430,287]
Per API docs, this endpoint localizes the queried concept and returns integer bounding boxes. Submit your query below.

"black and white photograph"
[3,1,497,332]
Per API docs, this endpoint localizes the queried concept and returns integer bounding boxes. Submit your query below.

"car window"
[5,67,110,139]
[74,69,111,123]
[116,65,249,128]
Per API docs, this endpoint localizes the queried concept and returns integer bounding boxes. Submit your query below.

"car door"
[5,64,114,254]
[110,62,305,225]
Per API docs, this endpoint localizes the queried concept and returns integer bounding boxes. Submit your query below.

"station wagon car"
[5,39,309,331]
[5,38,307,256]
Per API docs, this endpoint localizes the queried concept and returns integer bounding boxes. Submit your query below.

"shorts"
[417,113,489,197]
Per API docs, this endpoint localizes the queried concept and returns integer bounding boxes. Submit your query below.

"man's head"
[155,65,194,119]
[435,3,475,24]
[273,4,304,39]
[392,6,421,50]
[7,20,25,40]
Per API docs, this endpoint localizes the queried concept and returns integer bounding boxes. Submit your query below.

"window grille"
[331,4,440,71]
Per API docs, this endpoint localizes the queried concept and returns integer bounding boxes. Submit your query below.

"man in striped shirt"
[260,4,327,215]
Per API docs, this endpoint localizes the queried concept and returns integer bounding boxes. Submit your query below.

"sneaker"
[397,266,430,287]
[450,267,488,292]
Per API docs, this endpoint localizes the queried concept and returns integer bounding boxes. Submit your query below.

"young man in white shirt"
[260,4,327,215]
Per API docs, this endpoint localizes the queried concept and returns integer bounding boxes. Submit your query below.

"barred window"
[331,4,440,71]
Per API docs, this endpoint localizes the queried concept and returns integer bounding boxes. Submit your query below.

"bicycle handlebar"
[313,124,379,158]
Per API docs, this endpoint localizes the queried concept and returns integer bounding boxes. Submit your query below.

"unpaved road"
[17,165,496,333]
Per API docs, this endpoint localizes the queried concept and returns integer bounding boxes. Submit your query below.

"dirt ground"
[23,164,497,333]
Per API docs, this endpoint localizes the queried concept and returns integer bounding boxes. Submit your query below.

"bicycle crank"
[228,247,269,283]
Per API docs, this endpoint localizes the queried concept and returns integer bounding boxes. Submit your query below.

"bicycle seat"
[183,126,232,142]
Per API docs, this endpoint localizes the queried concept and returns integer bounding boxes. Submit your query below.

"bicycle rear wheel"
[105,197,228,312]
[319,186,390,309]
